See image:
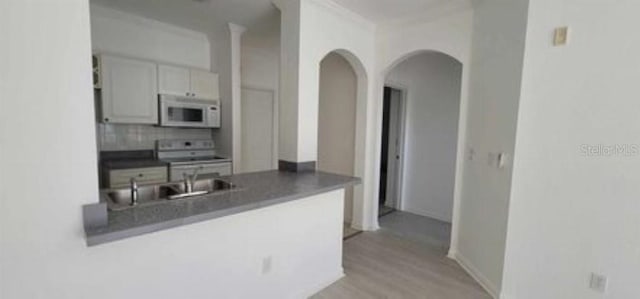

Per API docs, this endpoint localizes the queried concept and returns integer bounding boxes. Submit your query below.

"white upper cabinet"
[100,55,158,124]
[190,69,219,100]
[158,64,190,97]
[158,64,219,100]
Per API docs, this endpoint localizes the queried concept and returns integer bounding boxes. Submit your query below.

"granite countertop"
[84,170,360,246]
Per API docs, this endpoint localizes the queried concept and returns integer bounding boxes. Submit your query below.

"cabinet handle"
[104,118,109,122]
[138,174,144,177]
[186,92,190,96]
[192,93,196,97]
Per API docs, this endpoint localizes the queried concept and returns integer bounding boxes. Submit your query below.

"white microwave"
[159,94,220,128]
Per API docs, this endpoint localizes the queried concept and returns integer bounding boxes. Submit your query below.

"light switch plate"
[554,26,569,46]
[497,152,508,169]
[589,272,608,293]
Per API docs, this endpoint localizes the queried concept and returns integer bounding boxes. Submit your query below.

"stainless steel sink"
[102,179,237,211]
[166,178,236,199]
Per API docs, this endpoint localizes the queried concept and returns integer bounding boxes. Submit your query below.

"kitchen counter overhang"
[83,170,360,246]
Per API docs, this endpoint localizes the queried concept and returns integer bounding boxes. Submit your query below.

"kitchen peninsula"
[84,170,360,246]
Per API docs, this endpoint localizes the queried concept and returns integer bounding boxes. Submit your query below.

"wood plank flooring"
[313,214,491,299]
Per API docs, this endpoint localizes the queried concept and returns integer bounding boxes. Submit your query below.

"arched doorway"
[317,50,368,237]
[376,50,465,251]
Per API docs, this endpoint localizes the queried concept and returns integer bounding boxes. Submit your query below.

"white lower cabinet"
[106,166,168,189]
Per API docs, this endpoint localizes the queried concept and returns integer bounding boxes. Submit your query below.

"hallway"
[379,211,452,253]
[313,212,490,298]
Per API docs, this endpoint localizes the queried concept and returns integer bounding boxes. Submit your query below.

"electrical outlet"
[262,256,272,275]
[589,273,608,293]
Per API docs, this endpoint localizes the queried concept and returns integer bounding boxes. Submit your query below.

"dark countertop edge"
[85,178,360,247]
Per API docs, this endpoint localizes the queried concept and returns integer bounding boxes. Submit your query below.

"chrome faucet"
[183,168,200,194]
[130,177,138,206]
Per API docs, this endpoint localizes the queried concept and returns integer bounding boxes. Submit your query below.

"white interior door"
[241,88,276,173]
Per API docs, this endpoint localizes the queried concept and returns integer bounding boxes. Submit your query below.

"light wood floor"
[313,215,491,299]
[378,211,452,252]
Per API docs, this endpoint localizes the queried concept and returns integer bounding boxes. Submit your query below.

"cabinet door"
[190,69,219,100]
[158,64,191,97]
[101,55,158,124]
[108,166,168,188]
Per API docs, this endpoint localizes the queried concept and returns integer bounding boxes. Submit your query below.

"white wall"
[451,1,529,296]
[502,1,640,298]
[275,0,376,230]
[210,27,234,158]
[376,10,472,71]
[386,53,462,223]
[375,10,473,236]
[318,53,357,224]
[241,27,280,92]
[296,0,375,164]
[276,0,302,163]
[90,4,210,69]
[0,1,344,298]
[240,21,281,171]
[229,24,246,171]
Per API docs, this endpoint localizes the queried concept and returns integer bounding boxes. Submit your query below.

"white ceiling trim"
[90,4,209,40]
[314,0,376,32]
[328,0,473,26]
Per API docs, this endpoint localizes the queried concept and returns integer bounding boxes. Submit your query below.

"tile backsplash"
[97,123,213,151]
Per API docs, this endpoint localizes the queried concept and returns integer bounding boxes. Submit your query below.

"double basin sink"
[102,178,237,211]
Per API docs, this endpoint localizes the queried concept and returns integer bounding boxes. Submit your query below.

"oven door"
[169,162,232,182]
[159,96,213,128]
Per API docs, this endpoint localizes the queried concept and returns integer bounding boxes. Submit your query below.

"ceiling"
[331,0,472,24]
[90,0,279,35]
[90,0,472,36]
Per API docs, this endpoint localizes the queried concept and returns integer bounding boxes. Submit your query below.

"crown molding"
[228,22,247,35]
[306,0,376,32]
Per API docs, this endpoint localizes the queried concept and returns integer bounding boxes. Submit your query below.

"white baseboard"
[447,248,457,260]
[451,252,499,299]
[351,222,379,231]
[295,268,344,298]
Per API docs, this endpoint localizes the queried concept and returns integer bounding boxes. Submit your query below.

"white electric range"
[157,139,232,182]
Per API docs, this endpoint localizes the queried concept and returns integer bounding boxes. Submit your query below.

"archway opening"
[318,51,366,238]
[377,51,464,252]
